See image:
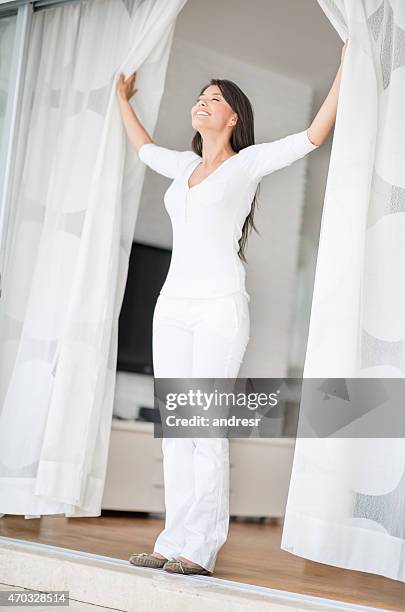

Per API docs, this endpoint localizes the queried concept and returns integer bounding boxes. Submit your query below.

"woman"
[117,39,347,577]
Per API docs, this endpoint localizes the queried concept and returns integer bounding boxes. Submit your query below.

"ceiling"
[175,0,342,101]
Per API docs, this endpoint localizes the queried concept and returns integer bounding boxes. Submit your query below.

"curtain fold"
[0,0,187,517]
[281,0,405,582]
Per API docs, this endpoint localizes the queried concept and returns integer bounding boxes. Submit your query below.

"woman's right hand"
[116,71,138,102]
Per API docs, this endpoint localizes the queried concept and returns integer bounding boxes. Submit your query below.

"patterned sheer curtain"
[281,0,405,582]
[0,0,187,518]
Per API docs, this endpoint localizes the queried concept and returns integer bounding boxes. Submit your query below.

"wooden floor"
[1,512,404,611]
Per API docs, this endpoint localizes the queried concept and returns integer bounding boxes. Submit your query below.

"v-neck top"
[138,129,318,302]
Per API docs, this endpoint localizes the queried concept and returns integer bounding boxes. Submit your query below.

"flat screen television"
[117,241,171,375]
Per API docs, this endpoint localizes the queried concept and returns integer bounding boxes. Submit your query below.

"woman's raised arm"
[307,39,348,147]
[116,71,153,153]
[116,71,198,179]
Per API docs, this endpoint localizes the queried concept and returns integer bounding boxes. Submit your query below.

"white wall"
[287,90,334,375]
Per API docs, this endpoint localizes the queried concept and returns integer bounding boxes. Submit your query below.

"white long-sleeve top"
[138,129,318,302]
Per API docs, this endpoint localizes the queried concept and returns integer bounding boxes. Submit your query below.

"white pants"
[151,292,250,572]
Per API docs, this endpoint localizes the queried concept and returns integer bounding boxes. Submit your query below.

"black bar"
[0,0,81,17]
[33,0,81,9]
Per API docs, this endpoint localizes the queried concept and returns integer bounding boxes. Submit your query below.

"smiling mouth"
[195,111,210,116]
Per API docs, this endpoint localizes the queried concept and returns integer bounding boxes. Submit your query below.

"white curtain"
[0,0,187,518]
[281,0,405,582]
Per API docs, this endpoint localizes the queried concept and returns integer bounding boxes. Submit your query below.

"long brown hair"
[191,78,260,263]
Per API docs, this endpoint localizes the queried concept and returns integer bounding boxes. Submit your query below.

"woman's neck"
[200,133,235,166]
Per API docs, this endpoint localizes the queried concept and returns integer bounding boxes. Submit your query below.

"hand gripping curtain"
[0,0,187,518]
[281,0,405,582]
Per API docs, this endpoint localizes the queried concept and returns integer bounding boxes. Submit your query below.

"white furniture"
[102,418,295,518]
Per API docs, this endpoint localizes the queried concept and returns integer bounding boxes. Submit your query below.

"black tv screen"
[117,241,171,375]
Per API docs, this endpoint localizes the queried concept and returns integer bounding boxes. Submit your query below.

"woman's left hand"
[341,39,348,63]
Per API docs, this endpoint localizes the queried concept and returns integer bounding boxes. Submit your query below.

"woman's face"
[191,85,237,134]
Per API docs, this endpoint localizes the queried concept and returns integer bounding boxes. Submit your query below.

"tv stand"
[102,417,295,518]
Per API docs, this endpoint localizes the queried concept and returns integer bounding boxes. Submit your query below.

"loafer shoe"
[129,552,168,568]
[163,559,212,575]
